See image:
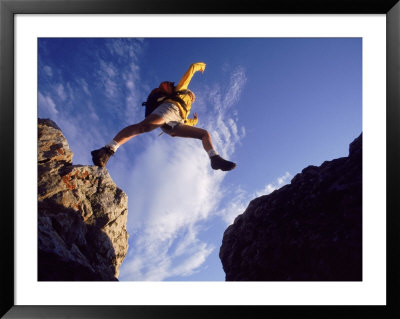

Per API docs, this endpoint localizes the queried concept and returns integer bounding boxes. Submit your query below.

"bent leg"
[171,124,236,171]
[113,114,166,146]
[169,124,214,152]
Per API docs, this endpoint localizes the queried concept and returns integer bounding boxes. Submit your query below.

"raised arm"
[175,62,206,91]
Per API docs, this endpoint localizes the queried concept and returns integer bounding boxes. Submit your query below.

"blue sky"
[38,37,362,281]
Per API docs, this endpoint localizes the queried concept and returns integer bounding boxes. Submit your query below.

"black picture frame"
[1,0,399,318]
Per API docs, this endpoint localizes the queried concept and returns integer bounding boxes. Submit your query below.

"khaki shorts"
[151,102,184,135]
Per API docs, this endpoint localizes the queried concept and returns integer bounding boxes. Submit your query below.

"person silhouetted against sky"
[91,62,236,171]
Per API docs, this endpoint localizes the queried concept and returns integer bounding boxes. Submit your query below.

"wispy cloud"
[99,59,117,78]
[207,66,247,158]
[97,59,120,101]
[105,38,144,60]
[121,62,142,125]
[218,172,293,226]
[55,83,67,101]
[255,171,292,197]
[216,186,249,226]
[78,78,91,96]
[93,42,144,125]
[38,92,58,116]
[87,101,100,122]
[43,65,53,77]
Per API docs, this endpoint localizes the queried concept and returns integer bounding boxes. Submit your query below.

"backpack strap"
[168,95,188,112]
[170,89,192,112]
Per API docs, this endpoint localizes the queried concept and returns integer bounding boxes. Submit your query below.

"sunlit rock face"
[38,118,129,281]
[220,134,362,281]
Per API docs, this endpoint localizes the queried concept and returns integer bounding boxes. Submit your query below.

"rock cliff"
[220,134,362,281]
[38,118,129,281]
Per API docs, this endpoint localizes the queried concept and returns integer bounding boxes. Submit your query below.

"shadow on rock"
[37,118,129,281]
[220,134,362,281]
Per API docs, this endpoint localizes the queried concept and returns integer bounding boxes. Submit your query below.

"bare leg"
[169,124,214,152]
[170,124,236,171]
[92,114,166,168]
[113,114,166,146]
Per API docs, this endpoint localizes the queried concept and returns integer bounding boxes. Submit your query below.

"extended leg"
[170,124,236,171]
[91,114,165,167]
[169,124,214,152]
[113,114,166,146]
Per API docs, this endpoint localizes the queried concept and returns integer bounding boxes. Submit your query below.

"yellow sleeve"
[184,117,198,126]
[175,62,206,91]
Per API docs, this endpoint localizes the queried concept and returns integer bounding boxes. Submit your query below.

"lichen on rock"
[38,118,129,281]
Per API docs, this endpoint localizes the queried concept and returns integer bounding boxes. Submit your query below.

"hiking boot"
[210,155,236,171]
[91,146,114,167]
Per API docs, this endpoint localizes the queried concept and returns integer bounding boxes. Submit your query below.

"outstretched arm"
[175,62,206,91]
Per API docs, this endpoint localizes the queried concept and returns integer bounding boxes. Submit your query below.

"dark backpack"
[142,81,190,118]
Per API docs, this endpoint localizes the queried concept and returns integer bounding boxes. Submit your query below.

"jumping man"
[91,62,236,171]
